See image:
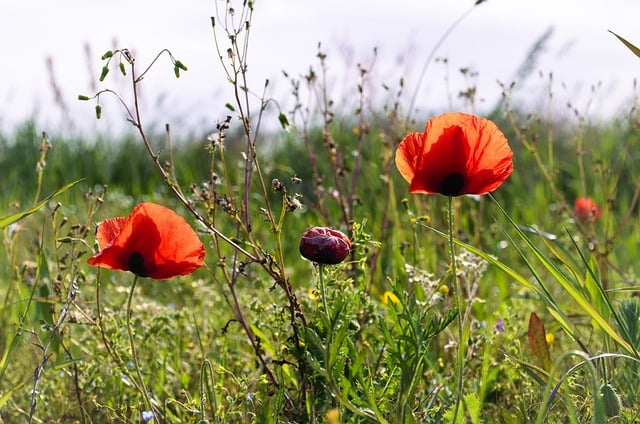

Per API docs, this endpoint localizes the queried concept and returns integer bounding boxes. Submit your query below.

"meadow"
[2,2,640,423]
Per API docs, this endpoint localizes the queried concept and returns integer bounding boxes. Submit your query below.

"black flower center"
[440,173,465,196]
[128,252,148,277]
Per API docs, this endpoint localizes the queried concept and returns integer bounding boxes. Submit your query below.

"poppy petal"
[95,216,128,249]
[87,202,205,279]
[413,124,470,195]
[144,204,206,279]
[395,132,423,184]
[87,210,159,275]
[462,115,513,194]
[395,112,513,196]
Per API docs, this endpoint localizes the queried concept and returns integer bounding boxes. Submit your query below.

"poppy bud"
[299,227,351,265]
[574,197,601,223]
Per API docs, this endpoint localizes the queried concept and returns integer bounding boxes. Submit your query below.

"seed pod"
[299,227,351,265]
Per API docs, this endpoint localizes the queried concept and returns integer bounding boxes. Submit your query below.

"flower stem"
[126,275,155,418]
[318,264,330,317]
[448,196,465,422]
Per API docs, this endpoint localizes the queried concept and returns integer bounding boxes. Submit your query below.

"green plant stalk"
[318,264,330,318]
[449,196,465,423]
[200,359,219,423]
[125,275,156,419]
[399,349,426,422]
[274,191,289,279]
[546,76,554,175]
[32,132,48,207]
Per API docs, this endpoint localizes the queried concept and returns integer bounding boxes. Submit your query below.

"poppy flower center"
[128,252,148,277]
[439,173,465,196]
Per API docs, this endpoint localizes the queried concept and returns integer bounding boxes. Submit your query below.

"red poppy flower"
[87,202,205,279]
[574,197,601,223]
[395,112,513,196]
[300,227,351,265]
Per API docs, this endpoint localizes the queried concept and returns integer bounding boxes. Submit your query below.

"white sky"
[1,0,639,137]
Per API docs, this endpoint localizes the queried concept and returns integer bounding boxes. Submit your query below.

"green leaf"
[0,378,29,409]
[609,30,640,59]
[0,179,83,229]
[249,324,276,357]
[443,392,481,424]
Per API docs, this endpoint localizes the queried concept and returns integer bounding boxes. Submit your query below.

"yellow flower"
[546,333,555,348]
[308,289,319,301]
[325,408,341,424]
[438,285,450,296]
[382,291,400,305]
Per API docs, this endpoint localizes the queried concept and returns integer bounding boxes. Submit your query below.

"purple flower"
[495,318,505,333]
[142,411,154,423]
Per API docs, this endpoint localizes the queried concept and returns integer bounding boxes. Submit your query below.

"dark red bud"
[299,227,351,265]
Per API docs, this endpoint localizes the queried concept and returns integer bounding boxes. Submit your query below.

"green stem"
[200,359,218,423]
[318,264,330,318]
[449,196,465,423]
[126,275,155,418]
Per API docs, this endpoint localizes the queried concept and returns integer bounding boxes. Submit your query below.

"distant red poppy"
[395,112,513,196]
[300,227,351,265]
[574,197,601,223]
[87,202,205,279]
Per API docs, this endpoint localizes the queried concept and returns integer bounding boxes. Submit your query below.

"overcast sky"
[1,0,639,137]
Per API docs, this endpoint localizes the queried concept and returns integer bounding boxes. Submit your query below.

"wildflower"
[381,290,400,305]
[141,410,154,423]
[395,112,513,196]
[545,333,555,348]
[299,227,351,265]
[307,288,320,301]
[325,408,341,424]
[574,196,601,223]
[495,318,505,333]
[87,202,205,279]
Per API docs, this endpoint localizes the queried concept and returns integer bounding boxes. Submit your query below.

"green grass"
[2,98,639,422]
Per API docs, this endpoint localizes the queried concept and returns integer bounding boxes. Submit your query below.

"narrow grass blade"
[0,179,83,228]
[489,196,635,355]
[609,30,640,59]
